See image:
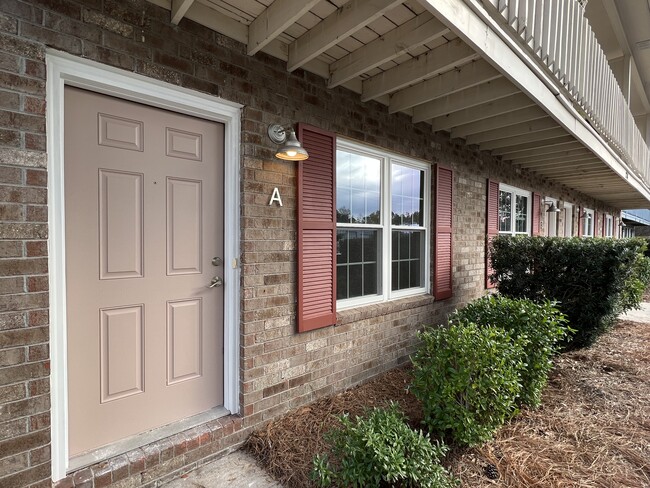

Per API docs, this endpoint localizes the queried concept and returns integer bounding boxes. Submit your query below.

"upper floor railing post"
[477,0,650,188]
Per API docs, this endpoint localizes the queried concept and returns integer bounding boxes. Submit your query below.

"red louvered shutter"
[486,179,499,289]
[296,124,336,333]
[532,193,541,236]
[577,206,583,237]
[434,165,453,300]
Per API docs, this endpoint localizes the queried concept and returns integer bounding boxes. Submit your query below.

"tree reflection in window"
[336,151,381,224]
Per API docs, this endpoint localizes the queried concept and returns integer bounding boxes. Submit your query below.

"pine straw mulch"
[246,318,650,487]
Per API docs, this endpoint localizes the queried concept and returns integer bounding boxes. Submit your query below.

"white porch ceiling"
[149,0,650,208]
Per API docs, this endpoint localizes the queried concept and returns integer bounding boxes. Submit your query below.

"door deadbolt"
[212,257,223,266]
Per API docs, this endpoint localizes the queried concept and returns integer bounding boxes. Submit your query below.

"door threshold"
[68,405,230,473]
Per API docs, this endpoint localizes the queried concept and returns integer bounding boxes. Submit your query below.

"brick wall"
[0,1,622,487]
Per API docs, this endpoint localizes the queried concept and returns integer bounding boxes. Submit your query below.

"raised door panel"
[99,169,144,280]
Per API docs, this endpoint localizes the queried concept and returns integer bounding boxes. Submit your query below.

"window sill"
[336,293,435,327]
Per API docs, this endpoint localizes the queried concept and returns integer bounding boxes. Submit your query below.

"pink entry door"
[64,87,225,457]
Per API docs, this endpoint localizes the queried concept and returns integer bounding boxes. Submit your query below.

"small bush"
[410,322,525,446]
[490,236,647,348]
[311,403,458,488]
[617,252,650,314]
[450,295,569,407]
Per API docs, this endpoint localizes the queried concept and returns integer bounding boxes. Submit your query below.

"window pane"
[391,230,423,291]
[336,188,351,223]
[515,195,528,233]
[336,229,380,300]
[348,264,362,298]
[391,164,424,226]
[336,150,381,224]
[499,190,512,232]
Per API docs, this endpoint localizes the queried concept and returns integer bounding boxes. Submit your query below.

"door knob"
[207,276,223,288]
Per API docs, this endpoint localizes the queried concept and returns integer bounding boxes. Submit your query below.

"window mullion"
[383,157,391,300]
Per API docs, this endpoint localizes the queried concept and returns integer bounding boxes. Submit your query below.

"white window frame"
[582,208,595,237]
[605,214,613,238]
[335,138,431,310]
[498,184,532,236]
[564,202,574,237]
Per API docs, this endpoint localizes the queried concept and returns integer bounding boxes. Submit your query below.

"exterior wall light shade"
[268,124,309,161]
[546,201,561,213]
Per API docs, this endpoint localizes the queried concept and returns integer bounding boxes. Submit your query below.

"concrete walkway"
[620,301,650,323]
[162,450,282,488]
[162,302,650,488]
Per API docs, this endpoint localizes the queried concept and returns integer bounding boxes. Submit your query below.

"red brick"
[28,343,48,361]
[29,411,50,431]
[0,429,49,459]
[0,258,48,276]
[26,275,47,292]
[0,31,44,60]
[25,205,47,222]
[25,133,46,151]
[25,170,46,187]
[0,167,22,185]
[0,276,24,294]
[83,43,135,71]
[0,461,50,488]
[24,97,46,115]
[0,72,44,95]
[0,111,45,133]
[27,309,48,326]
[0,311,25,329]
[0,326,48,350]
[20,22,82,54]
[25,241,47,257]
[23,59,45,79]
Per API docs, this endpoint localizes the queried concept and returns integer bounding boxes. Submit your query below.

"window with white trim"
[564,203,574,237]
[605,215,613,238]
[335,139,430,308]
[582,208,594,237]
[499,184,531,235]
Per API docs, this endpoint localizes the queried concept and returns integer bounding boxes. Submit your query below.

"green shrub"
[450,295,569,407]
[410,322,525,446]
[617,252,650,314]
[489,236,647,348]
[311,403,458,488]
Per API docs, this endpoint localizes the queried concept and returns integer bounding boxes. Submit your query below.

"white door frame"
[46,50,241,481]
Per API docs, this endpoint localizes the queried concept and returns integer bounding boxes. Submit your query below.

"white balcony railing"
[481,0,650,186]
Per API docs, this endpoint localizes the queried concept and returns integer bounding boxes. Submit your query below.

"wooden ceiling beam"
[429,92,534,130]
[480,127,568,150]
[450,106,547,138]
[389,59,499,113]
[361,38,477,101]
[171,0,195,25]
[328,12,448,88]
[413,77,520,123]
[248,0,320,55]
[466,117,559,145]
[288,0,404,72]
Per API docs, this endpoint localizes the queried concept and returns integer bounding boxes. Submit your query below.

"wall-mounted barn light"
[267,124,309,161]
[545,199,561,213]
